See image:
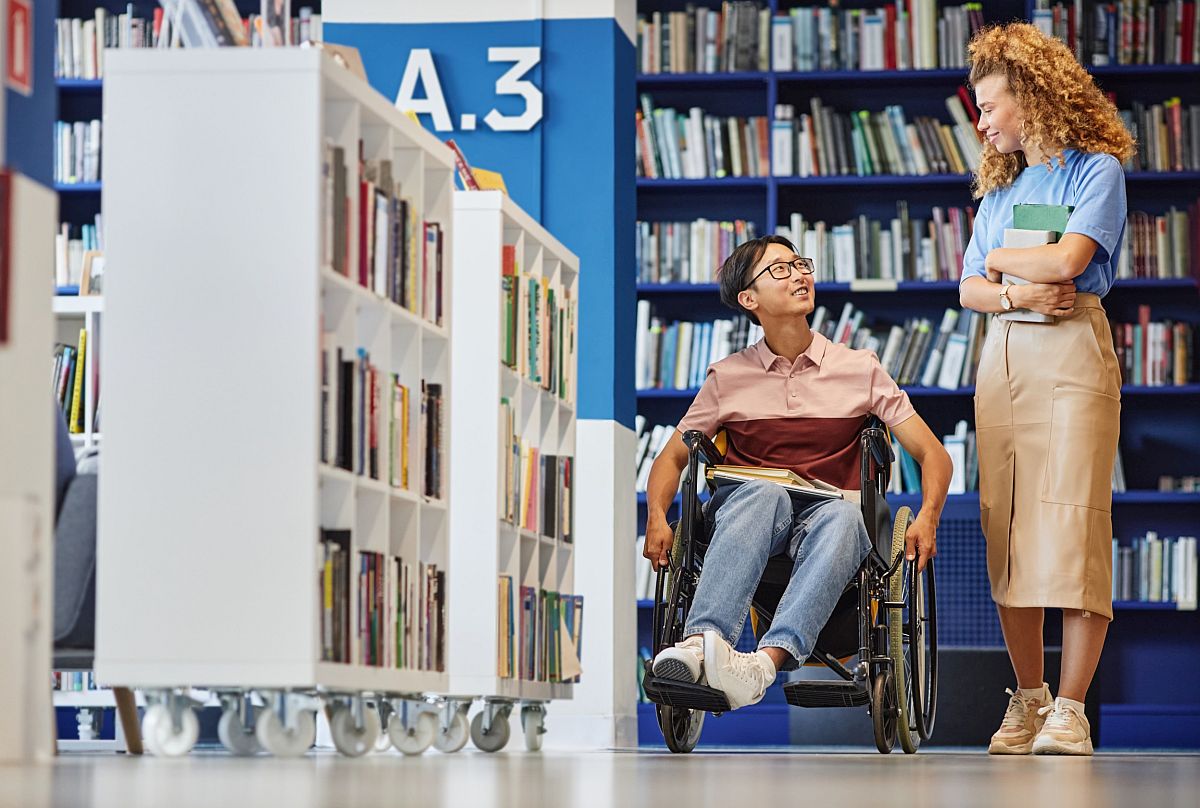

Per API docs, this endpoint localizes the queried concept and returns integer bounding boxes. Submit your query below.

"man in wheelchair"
[643,236,952,713]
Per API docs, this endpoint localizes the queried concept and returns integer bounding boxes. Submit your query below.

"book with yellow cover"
[69,327,87,433]
[705,465,844,500]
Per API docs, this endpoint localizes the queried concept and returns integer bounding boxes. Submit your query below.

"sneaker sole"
[652,657,700,684]
[1032,738,1094,756]
[988,738,1034,755]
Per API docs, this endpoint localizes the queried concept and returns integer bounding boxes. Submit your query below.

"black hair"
[716,235,798,326]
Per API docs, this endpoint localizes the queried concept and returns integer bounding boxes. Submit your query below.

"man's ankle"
[760,646,789,671]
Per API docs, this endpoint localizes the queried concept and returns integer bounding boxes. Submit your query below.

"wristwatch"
[999,284,1014,311]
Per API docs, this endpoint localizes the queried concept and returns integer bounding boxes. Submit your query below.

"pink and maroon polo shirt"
[677,332,916,490]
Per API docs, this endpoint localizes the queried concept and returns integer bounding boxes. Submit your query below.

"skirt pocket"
[1041,387,1121,511]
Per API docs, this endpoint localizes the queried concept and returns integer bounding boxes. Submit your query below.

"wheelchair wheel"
[870,670,896,754]
[886,506,922,754]
[910,556,938,740]
[657,704,705,754]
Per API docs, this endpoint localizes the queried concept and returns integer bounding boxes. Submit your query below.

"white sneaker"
[651,635,705,684]
[1032,698,1094,756]
[702,630,775,710]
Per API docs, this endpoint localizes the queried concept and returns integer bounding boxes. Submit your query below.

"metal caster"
[217,692,262,756]
[386,699,436,756]
[520,703,546,752]
[373,700,394,752]
[432,700,471,754]
[255,692,317,757]
[328,697,382,758]
[141,691,200,757]
[470,700,513,753]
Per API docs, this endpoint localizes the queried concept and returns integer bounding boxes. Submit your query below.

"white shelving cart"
[96,48,455,757]
[448,190,579,752]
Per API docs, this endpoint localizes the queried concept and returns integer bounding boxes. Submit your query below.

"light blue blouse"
[960,148,1128,297]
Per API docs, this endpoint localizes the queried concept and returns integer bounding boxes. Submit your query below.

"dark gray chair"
[53,406,142,754]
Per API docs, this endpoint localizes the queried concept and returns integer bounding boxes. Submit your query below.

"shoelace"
[725,650,769,690]
[999,689,1032,731]
[1038,702,1080,732]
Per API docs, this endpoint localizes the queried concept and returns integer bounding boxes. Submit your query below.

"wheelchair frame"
[643,421,937,754]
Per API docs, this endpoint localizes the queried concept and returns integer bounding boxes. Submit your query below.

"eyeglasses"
[741,257,815,291]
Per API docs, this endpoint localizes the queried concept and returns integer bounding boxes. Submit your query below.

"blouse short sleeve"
[960,192,992,284]
[1063,153,1127,265]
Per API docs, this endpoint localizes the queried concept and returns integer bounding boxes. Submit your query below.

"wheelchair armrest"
[681,430,724,466]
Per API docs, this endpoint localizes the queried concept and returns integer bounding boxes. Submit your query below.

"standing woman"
[959,23,1135,756]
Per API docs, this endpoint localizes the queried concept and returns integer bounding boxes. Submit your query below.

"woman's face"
[974,73,1025,155]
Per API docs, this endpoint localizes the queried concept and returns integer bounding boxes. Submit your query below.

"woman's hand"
[1010,280,1076,316]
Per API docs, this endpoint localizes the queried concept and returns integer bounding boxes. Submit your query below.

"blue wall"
[326,18,635,428]
[5,0,57,186]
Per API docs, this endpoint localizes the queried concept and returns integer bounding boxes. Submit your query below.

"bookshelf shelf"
[54,182,101,193]
[56,78,104,91]
[637,177,769,189]
[1111,600,1192,611]
[636,490,1200,509]
[95,50,455,732]
[636,65,1200,85]
[636,278,1198,295]
[449,190,580,706]
[638,384,1200,400]
[636,71,771,86]
[52,295,104,315]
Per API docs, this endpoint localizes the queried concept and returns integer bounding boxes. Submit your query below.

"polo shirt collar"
[754,331,828,371]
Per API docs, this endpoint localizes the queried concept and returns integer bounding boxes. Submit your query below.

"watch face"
[1000,290,1012,310]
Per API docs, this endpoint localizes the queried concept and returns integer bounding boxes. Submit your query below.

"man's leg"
[757,498,872,666]
[651,480,793,683]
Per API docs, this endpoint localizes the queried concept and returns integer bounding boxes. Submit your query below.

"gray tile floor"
[2,749,1198,808]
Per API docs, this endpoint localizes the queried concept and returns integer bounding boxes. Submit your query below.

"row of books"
[775,204,975,283]
[773,95,981,178]
[497,577,584,682]
[888,419,979,496]
[54,218,103,290]
[1121,99,1200,172]
[636,2,769,75]
[317,529,446,670]
[52,671,99,692]
[499,399,575,541]
[1112,533,1198,608]
[636,96,770,179]
[634,304,764,392]
[634,419,678,494]
[322,141,445,325]
[1033,0,1200,66]
[769,1,984,73]
[318,338,445,498]
[500,245,577,402]
[1111,307,1195,386]
[54,120,101,186]
[1118,204,1196,279]
[55,8,156,80]
[1157,475,1200,491]
[52,329,97,435]
[635,219,758,285]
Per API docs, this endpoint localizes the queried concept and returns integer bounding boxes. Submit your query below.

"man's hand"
[643,518,675,571]
[905,512,938,573]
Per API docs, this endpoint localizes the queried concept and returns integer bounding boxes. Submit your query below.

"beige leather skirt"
[974,293,1122,619]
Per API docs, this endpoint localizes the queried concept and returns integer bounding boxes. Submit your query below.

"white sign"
[395,47,543,133]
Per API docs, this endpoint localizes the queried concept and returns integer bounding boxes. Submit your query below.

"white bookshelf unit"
[51,294,102,451]
[96,49,455,757]
[449,190,579,752]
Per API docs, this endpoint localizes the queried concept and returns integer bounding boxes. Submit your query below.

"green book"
[1012,203,1073,235]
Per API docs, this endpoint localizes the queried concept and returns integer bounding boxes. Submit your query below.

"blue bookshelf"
[635,0,1200,749]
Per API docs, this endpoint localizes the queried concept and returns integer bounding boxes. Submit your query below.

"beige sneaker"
[1032,698,1094,756]
[987,683,1053,755]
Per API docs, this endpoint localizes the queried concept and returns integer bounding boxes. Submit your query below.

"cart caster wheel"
[470,710,510,753]
[374,729,393,753]
[872,670,898,755]
[255,708,316,757]
[389,710,436,756]
[521,706,546,752]
[218,709,263,756]
[432,711,469,754]
[142,703,199,757]
[329,705,381,757]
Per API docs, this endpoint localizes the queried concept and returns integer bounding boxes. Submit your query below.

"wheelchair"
[643,419,938,754]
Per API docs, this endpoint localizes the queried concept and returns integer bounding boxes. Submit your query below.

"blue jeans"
[683,480,872,666]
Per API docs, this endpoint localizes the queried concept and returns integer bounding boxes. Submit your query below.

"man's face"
[738,242,815,323]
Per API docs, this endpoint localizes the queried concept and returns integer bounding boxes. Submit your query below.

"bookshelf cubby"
[449,190,580,752]
[95,48,454,757]
[634,0,1200,749]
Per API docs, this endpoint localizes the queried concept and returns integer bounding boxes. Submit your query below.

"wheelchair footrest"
[643,676,732,713]
[783,680,870,708]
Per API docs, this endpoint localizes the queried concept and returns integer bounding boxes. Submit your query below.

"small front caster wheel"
[255,708,316,757]
[329,705,382,757]
[432,711,469,753]
[388,710,436,756]
[142,703,199,757]
[521,706,546,752]
[218,708,262,756]
[470,710,510,753]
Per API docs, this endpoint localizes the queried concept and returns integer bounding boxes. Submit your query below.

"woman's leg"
[1059,609,1109,702]
[996,605,1046,689]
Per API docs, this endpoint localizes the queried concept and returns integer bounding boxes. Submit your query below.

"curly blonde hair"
[967,22,1136,198]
